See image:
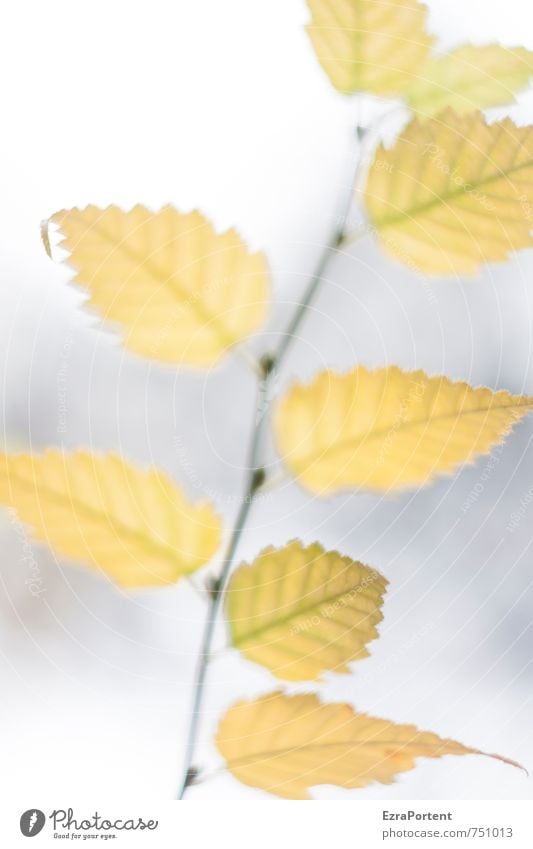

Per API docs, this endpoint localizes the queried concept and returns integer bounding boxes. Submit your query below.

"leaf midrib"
[372,157,533,230]
[226,739,469,770]
[298,400,532,467]
[68,213,238,350]
[3,466,196,571]
[231,581,384,647]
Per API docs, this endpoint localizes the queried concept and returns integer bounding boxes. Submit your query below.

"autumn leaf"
[306,0,433,96]
[406,45,533,116]
[46,205,270,366]
[275,366,533,494]
[364,110,533,275]
[226,540,387,681]
[0,451,221,587]
[216,692,520,799]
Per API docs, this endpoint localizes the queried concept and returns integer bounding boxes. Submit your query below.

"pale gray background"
[1,0,532,801]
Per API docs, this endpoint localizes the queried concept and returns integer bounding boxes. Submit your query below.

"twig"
[177,368,270,798]
[272,127,367,366]
[177,123,368,799]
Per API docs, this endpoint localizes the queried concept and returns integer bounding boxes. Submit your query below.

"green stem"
[177,124,366,800]
[177,370,270,799]
[273,125,367,365]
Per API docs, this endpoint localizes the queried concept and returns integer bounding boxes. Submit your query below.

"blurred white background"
[1,0,533,802]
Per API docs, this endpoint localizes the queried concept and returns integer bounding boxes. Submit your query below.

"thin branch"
[272,125,368,366]
[177,371,270,799]
[177,123,368,800]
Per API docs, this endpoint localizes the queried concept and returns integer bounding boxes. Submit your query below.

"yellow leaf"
[364,110,533,275]
[226,540,387,681]
[275,366,533,494]
[216,692,520,798]
[48,205,270,366]
[306,0,433,96]
[406,45,533,116]
[0,451,221,587]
